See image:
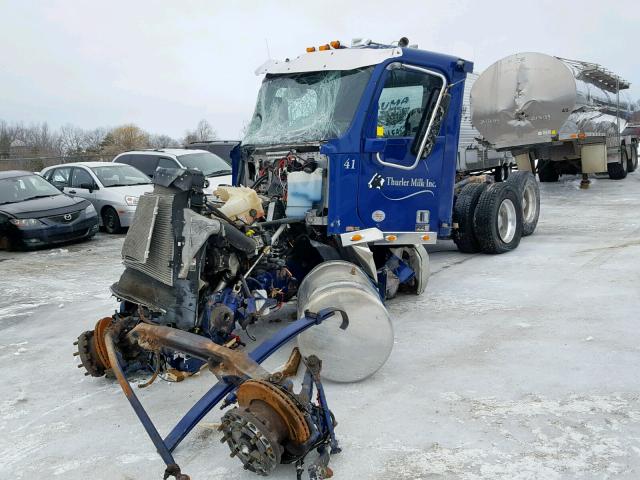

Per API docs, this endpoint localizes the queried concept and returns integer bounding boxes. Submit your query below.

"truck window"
[376,67,444,138]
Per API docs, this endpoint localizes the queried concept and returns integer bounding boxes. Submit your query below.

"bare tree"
[84,127,108,153]
[18,122,60,156]
[0,120,22,158]
[184,119,217,144]
[101,124,150,155]
[59,124,87,155]
[149,134,178,149]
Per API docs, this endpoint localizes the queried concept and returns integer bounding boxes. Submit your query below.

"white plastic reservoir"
[297,261,394,383]
[285,169,323,218]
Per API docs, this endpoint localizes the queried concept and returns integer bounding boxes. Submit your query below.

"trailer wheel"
[452,183,487,253]
[538,160,559,182]
[628,143,638,173]
[506,171,540,236]
[473,182,523,254]
[608,149,628,180]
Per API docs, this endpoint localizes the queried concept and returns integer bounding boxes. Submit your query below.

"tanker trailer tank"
[470,52,639,185]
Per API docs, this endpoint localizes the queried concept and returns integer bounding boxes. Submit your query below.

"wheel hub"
[497,198,517,243]
[522,183,537,223]
[75,317,113,377]
[220,379,311,475]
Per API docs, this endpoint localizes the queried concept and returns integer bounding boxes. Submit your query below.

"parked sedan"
[41,162,153,233]
[0,171,99,250]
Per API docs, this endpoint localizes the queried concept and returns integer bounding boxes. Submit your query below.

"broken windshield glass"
[242,67,374,146]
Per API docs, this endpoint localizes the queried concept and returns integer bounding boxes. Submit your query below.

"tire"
[452,183,487,253]
[537,160,559,182]
[473,182,523,254]
[628,143,638,173]
[608,149,628,180]
[493,165,508,182]
[102,207,122,234]
[506,171,540,236]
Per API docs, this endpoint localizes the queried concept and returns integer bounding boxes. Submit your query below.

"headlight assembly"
[10,218,42,227]
[125,195,138,206]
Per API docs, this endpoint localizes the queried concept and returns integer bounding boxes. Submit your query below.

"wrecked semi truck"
[471,52,639,186]
[74,38,543,479]
[74,39,541,478]
[76,38,542,385]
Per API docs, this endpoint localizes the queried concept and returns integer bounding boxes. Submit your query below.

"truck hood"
[0,194,90,219]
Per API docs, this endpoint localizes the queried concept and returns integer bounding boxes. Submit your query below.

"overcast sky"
[1,0,638,139]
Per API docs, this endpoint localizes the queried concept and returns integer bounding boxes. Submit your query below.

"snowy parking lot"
[1,173,639,480]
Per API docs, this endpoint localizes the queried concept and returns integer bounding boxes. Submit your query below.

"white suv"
[113,149,232,194]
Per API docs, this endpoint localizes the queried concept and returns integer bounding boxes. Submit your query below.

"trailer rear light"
[330,40,341,49]
[421,234,430,241]
[385,234,398,242]
[319,44,330,51]
[306,47,316,52]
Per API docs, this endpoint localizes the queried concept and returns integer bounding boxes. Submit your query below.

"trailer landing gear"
[580,174,590,189]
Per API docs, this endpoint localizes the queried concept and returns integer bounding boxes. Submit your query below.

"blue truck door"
[356,63,448,235]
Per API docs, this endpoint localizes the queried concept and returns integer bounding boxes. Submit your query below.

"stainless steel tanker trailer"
[457,72,514,180]
[470,52,639,186]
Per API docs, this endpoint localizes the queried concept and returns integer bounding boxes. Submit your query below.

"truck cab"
[236,40,473,246]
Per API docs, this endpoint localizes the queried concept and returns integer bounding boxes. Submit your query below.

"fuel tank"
[296,261,394,383]
[471,52,632,149]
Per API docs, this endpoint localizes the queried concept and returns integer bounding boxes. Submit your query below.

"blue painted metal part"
[164,307,347,452]
[109,308,347,477]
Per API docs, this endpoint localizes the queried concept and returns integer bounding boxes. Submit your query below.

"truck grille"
[121,193,175,286]
[47,211,81,224]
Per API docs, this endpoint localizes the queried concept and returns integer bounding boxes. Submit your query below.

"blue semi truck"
[75,38,542,479]
[78,37,541,384]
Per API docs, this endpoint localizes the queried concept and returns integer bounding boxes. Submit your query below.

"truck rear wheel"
[537,160,559,182]
[608,149,628,180]
[452,183,487,253]
[473,182,523,254]
[506,171,540,236]
[627,143,638,173]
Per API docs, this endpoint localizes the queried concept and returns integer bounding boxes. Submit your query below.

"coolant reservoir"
[297,260,394,383]
[215,186,264,223]
[285,169,323,218]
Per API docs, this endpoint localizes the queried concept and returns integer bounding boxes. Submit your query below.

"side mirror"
[80,182,96,192]
[411,92,451,158]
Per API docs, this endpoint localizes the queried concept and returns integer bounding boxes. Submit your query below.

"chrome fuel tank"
[471,52,633,149]
[296,261,393,383]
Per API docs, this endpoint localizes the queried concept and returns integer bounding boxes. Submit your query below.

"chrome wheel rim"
[497,198,517,243]
[522,184,537,224]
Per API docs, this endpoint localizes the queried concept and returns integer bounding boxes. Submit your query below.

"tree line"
[0,119,217,159]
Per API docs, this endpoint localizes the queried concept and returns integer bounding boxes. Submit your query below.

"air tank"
[296,261,394,383]
[471,52,632,150]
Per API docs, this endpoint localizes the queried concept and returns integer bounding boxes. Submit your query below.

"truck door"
[357,63,448,236]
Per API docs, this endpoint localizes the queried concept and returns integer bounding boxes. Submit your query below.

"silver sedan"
[41,162,153,233]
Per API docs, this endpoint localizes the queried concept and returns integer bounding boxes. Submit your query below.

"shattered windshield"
[243,67,374,146]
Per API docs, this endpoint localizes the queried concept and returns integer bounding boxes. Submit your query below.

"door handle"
[69,190,77,194]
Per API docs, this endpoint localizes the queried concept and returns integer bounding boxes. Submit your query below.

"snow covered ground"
[1,173,639,480]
